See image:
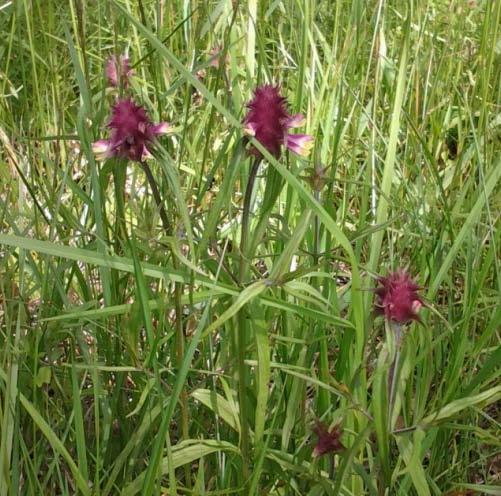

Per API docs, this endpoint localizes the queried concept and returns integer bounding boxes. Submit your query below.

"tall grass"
[0,0,500,494]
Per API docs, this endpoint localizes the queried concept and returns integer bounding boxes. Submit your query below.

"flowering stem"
[388,323,403,426]
[139,161,170,235]
[113,162,128,249]
[237,157,261,479]
[239,158,261,279]
[313,189,329,417]
[139,160,191,488]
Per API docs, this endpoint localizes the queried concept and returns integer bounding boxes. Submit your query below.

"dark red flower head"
[106,55,133,87]
[312,421,344,458]
[375,269,423,324]
[93,99,169,162]
[244,85,313,158]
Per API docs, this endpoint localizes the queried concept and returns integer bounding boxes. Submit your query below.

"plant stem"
[237,157,261,480]
[139,160,191,488]
[313,189,329,416]
[388,323,403,427]
[239,158,261,280]
[139,161,170,235]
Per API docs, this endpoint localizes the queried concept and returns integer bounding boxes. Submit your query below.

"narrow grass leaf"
[0,368,90,496]
[420,386,501,426]
[396,429,431,496]
[191,389,240,433]
[125,440,239,496]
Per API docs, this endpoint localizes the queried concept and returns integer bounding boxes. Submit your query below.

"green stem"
[139,160,191,488]
[239,158,261,280]
[313,189,329,417]
[237,157,261,480]
[113,163,128,251]
[388,323,403,428]
[139,161,170,235]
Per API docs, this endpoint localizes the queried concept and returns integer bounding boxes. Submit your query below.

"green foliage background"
[0,0,500,494]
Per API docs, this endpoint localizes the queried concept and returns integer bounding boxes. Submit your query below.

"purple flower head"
[244,85,313,158]
[106,55,133,87]
[92,99,169,162]
[312,421,344,458]
[375,269,423,324]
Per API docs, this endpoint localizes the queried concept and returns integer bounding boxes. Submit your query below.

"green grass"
[1,0,500,494]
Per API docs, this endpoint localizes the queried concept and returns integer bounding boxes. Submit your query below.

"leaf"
[202,280,268,337]
[191,389,240,433]
[372,345,391,482]
[71,364,88,481]
[35,366,51,387]
[367,11,410,276]
[420,386,501,426]
[0,367,90,496]
[333,426,372,495]
[453,484,501,495]
[126,378,157,418]
[428,158,501,299]
[0,235,354,329]
[123,440,239,496]
[269,209,312,281]
[198,141,244,255]
[463,345,501,395]
[140,256,227,495]
[251,302,270,446]
[396,429,431,496]
[155,145,195,256]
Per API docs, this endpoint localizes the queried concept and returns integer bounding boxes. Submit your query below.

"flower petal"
[312,421,344,458]
[244,121,257,137]
[92,140,112,160]
[106,55,132,88]
[286,114,306,128]
[141,146,153,160]
[99,98,169,163]
[151,122,170,135]
[285,134,314,157]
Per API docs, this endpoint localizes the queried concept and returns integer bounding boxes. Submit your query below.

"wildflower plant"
[374,269,423,324]
[92,98,169,162]
[312,421,344,458]
[3,3,500,496]
[243,85,313,158]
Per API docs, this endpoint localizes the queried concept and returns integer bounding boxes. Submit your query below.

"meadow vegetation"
[0,0,500,494]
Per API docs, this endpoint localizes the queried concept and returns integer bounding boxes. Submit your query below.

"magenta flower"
[312,421,344,458]
[106,55,133,87]
[375,269,423,324]
[92,99,169,162]
[244,85,313,158]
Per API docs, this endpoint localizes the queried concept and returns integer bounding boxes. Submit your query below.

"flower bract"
[375,269,423,324]
[244,85,313,158]
[92,99,169,162]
